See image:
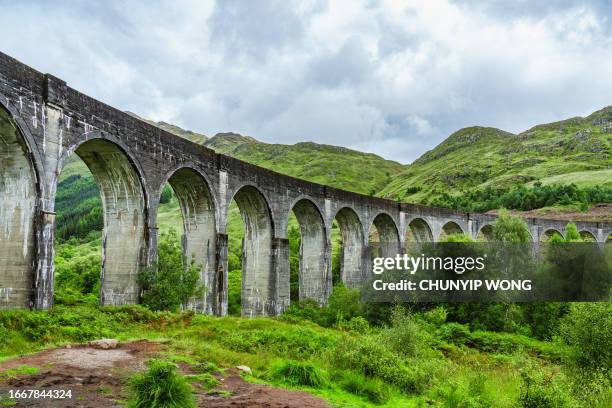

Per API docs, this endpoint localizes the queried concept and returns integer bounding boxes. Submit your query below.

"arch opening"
[541,229,563,242]
[158,168,216,313]
[476,225,494,242]
[578,231,596,242]
[439,221,464,241]
[0,107,37,308]
[405,218,433,253]
[55,139,146,306]
[333,207,365,289]
[369,213,400,259]
[288,199,327,304]
[231,186,274,317]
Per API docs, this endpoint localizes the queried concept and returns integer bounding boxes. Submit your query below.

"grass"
[2,304,599,407]
[378,107,612,203]
[126,359,195,408]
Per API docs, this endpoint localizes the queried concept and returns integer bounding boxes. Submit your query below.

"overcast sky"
[1,0,611,163]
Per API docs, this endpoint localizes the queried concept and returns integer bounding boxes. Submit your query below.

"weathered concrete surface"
[292,199,329,304]
[76,140,146,306]
[165,168,216,313]
[0,51,610,315]
[0,108,36,308]
[233,186,274,317]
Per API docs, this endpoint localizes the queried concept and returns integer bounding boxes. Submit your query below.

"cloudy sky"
[1,0,611,163]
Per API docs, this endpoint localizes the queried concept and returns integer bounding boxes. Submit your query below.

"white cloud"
[0,0,611,163]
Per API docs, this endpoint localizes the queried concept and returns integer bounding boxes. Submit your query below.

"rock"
[88,339,119,350]
[236,365,252,375]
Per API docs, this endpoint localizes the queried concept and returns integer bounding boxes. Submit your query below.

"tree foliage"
[138,229,204,312]
[430,183,612,213]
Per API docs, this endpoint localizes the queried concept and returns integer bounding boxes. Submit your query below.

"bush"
[331,334,437,394]
[138,229,204,312]
[558,302,612,371]
[336,316,370,334]
[339,371,390,404]
[437,323,471,346]
[430,372,491,408]
[271,360,327,388]
[492,210,532,243]
[126,359,195,408]
[385,306,433,358]
[519,368,574,408]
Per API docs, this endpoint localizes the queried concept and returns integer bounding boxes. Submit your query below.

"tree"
[138,229,204,312]
[492,209,532,243]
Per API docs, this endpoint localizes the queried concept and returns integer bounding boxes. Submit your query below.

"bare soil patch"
[0,341,330,407]
[198,368,331,408]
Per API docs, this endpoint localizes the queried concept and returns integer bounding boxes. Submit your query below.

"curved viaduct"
[1,52,610,315]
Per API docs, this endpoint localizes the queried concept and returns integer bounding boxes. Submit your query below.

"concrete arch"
[157,162,218,220]
[405,217,434,244]
[289,198,328,304]
[369,212,401,258]
[541,229,563,242]
[58,130,150,203]
[578,230,596,242]
[477,224,494,241]
[332,207,365,288]
[0,105,38,308]
[439,221,465,241]
[162,167,217,314]
[59,137,148,306]
[230,185,275,316]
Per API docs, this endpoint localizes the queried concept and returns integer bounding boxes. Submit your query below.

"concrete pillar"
[272,237,290,316]
[324,236,333,302]
[215,233,228,316]
[362,243,373,283]
[33,210,55,309]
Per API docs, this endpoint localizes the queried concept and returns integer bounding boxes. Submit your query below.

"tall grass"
[126,359,195,408]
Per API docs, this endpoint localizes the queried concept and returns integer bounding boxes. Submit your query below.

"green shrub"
[385,306,433,358]
[422,306,448,327]
[437,323,471,346]
[331,334,437,394]
[138,229,205,312]
[430,373,491,408]
[339,371,390,404]
[336,316,370,334]
[271,360,327,388]
[126,359,195,408]
[519,368,574,408]
[558,302,612,370]
[492,210,532,243]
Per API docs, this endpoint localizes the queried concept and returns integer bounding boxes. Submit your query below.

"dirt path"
[0,341,331,408]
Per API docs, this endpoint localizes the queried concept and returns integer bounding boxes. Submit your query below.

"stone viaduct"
[1,52,610,315]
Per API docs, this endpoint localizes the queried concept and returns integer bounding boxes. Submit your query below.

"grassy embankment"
[3,300,609,407]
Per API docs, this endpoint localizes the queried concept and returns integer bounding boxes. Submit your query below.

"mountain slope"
[203,134,403,195]
[378,107,612,203]
[126,112,208,144]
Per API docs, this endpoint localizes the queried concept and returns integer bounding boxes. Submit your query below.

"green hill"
[203,133,403,195]
[126,112,208,145]
[378,107,612,207]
